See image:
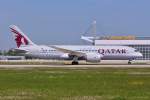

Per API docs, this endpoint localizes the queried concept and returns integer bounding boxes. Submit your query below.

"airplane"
[9,25,143,65]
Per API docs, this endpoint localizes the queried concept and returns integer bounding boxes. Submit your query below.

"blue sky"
[0,0,150,50]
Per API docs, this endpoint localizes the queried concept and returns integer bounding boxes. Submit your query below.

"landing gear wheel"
[72,56,79,65]
[72,61,79,65]
[128,61,132,65]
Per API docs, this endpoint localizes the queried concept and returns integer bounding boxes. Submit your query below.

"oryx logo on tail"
[10,27,28,48]
[9,25,35,48]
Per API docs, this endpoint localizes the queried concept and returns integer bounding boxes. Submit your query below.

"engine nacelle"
[60,53,70,59]
[86,53,103,63]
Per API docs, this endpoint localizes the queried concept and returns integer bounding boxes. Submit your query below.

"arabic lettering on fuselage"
[98,49,127,54]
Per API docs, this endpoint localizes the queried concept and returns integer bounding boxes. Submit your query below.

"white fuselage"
[17,45,142,61]
[10,25,143,64]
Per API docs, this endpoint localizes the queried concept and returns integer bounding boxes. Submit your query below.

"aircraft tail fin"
[9,25,35,48]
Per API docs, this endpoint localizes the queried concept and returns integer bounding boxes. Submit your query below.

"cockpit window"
[134,49,138,52]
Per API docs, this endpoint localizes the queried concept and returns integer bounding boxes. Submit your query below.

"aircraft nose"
[136,52,143,57]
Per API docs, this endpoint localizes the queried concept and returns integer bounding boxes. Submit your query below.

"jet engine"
[60,53,70,59]
[85,53,103,63]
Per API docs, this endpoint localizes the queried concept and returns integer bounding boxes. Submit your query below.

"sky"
[0,0,150,50]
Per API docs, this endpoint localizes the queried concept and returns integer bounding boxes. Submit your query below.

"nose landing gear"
[128,59,132,64]
[128,61,131,64]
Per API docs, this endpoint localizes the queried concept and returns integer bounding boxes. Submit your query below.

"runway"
[0,60,150,68]
[0,64,150,68]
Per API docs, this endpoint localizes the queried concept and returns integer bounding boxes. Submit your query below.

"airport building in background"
[82,21,150,60]
[0,56,25,60]
[81,35,150,60]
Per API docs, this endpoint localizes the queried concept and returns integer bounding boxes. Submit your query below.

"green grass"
[0,67,150,100]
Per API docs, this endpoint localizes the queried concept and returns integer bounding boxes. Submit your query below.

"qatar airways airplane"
[10,25,142,64]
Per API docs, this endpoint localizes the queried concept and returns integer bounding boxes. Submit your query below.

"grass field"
[0,67,150,100]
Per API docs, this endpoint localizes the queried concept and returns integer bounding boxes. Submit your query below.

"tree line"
[0,49,18,56]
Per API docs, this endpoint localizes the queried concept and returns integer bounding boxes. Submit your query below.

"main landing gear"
[72,61,79,65]
[72,56,79,65]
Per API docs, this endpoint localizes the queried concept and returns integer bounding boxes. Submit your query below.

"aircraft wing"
[50,46,85,57]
